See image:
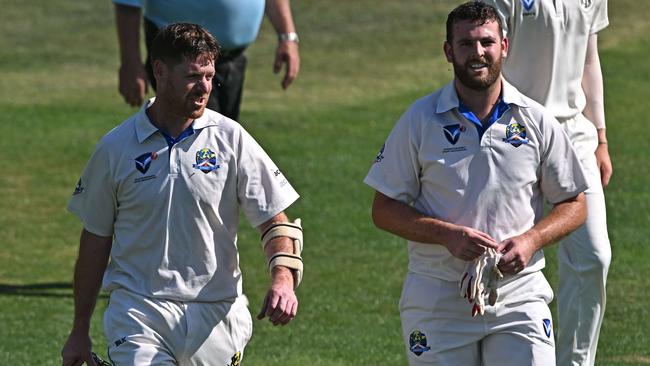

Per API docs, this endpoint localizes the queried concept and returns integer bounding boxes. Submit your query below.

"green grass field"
[1,0,649,364]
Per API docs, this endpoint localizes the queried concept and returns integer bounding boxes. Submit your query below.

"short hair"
[446,1,504,43]
[150,23,220,66]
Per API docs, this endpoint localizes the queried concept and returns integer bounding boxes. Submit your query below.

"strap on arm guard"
[261,218,303,288]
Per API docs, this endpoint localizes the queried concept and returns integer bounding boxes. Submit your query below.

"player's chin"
[187,104,207,119]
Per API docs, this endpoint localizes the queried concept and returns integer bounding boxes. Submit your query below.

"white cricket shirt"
[364,79,587,281]
[68,99,299,302]
[484,0,608,119]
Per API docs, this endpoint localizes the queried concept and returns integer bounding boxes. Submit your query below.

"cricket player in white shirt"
[481,1,612,364]
[61,23,303,366]
[365,2,587,365]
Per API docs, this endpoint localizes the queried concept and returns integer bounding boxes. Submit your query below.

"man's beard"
[452,55,503,91]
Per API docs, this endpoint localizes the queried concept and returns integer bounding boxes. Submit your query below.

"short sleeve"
[538,113,589,204]
[236,128,299,227]
[67,141,117,237]
[364,110,421,205]
[590,0,609,34]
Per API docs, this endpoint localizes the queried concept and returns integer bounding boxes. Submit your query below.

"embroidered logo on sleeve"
[375,144,385,163]
[72,179,84,196]
[192,148,220,174]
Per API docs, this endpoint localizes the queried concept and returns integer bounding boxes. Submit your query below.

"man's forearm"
[371,191,458,245]
[525,193,587,251]
[71,229,112,332]
[582,34,606,130]
[114,4,143,65]
[265,0,297,35]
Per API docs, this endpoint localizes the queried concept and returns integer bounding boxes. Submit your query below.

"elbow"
[371,193,391,231]
[371,204,386,230]
[575,192,588,227]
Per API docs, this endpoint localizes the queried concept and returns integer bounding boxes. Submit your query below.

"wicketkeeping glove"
[459,248,503,317]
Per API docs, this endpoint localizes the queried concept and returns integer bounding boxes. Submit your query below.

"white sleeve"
[538,113,589,204]
[364,109,421,205]
[236,127,299,227]
[67,141,117,237]
[591,0,609,34]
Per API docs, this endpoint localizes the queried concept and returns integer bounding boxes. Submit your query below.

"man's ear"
[443,41,454,63]
[152,59,167,83]
[501,36,509,58]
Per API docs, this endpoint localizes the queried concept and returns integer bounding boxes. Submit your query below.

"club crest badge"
[409,330,431,356]
[192,148,220,174]
[443,124,464,145]
[542,319,552,338]
[521,0,535,12]
[135,152,158,174]
[502,122,530,147]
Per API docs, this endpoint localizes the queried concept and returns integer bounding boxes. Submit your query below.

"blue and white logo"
[521,0,535,12]
[192,148,220,174]
[443,124,462,145]
[542,318,552,338]
[135,152,157,174]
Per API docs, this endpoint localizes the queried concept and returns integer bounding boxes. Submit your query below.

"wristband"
[279,32,299,43]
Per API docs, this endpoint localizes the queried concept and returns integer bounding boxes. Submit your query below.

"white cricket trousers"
[556,114,611,366]
[103,288,252,366]
[400,271,556,366]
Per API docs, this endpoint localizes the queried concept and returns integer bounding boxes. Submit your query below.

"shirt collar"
[134,97,221,144]
[435,77,530,114]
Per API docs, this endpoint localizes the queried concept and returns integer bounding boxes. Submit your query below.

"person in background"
[115,0,300,121]
[482,0,612,364]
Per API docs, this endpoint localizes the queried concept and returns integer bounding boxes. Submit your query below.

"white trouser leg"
[557,115,611,366]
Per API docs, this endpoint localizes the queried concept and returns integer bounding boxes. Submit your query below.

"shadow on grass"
[0,282,108,298]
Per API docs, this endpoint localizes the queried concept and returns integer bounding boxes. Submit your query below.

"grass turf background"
[0,0,649,364]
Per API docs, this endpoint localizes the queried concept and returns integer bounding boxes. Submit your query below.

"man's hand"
[595,143,612,187]
[497,232,538,275]
[274,41,299,89]
[118,62,148,107]
[61,330,96,366]
[459,248,503,316]
[445,226,499,261]
[257,266,298,326]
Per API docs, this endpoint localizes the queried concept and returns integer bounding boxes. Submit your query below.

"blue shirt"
[114,0,266,49]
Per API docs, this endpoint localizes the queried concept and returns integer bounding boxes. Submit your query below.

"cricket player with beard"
[61,23,303,366]
[365,2,587,365]
[481,1,612,364]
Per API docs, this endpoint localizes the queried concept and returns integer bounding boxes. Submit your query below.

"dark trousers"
[144,19,247,121]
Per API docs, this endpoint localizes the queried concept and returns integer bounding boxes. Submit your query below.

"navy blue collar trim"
[160,125,195,148]
[458,97,510,139]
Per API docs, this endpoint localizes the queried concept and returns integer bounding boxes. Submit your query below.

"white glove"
[459,248,503,317]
